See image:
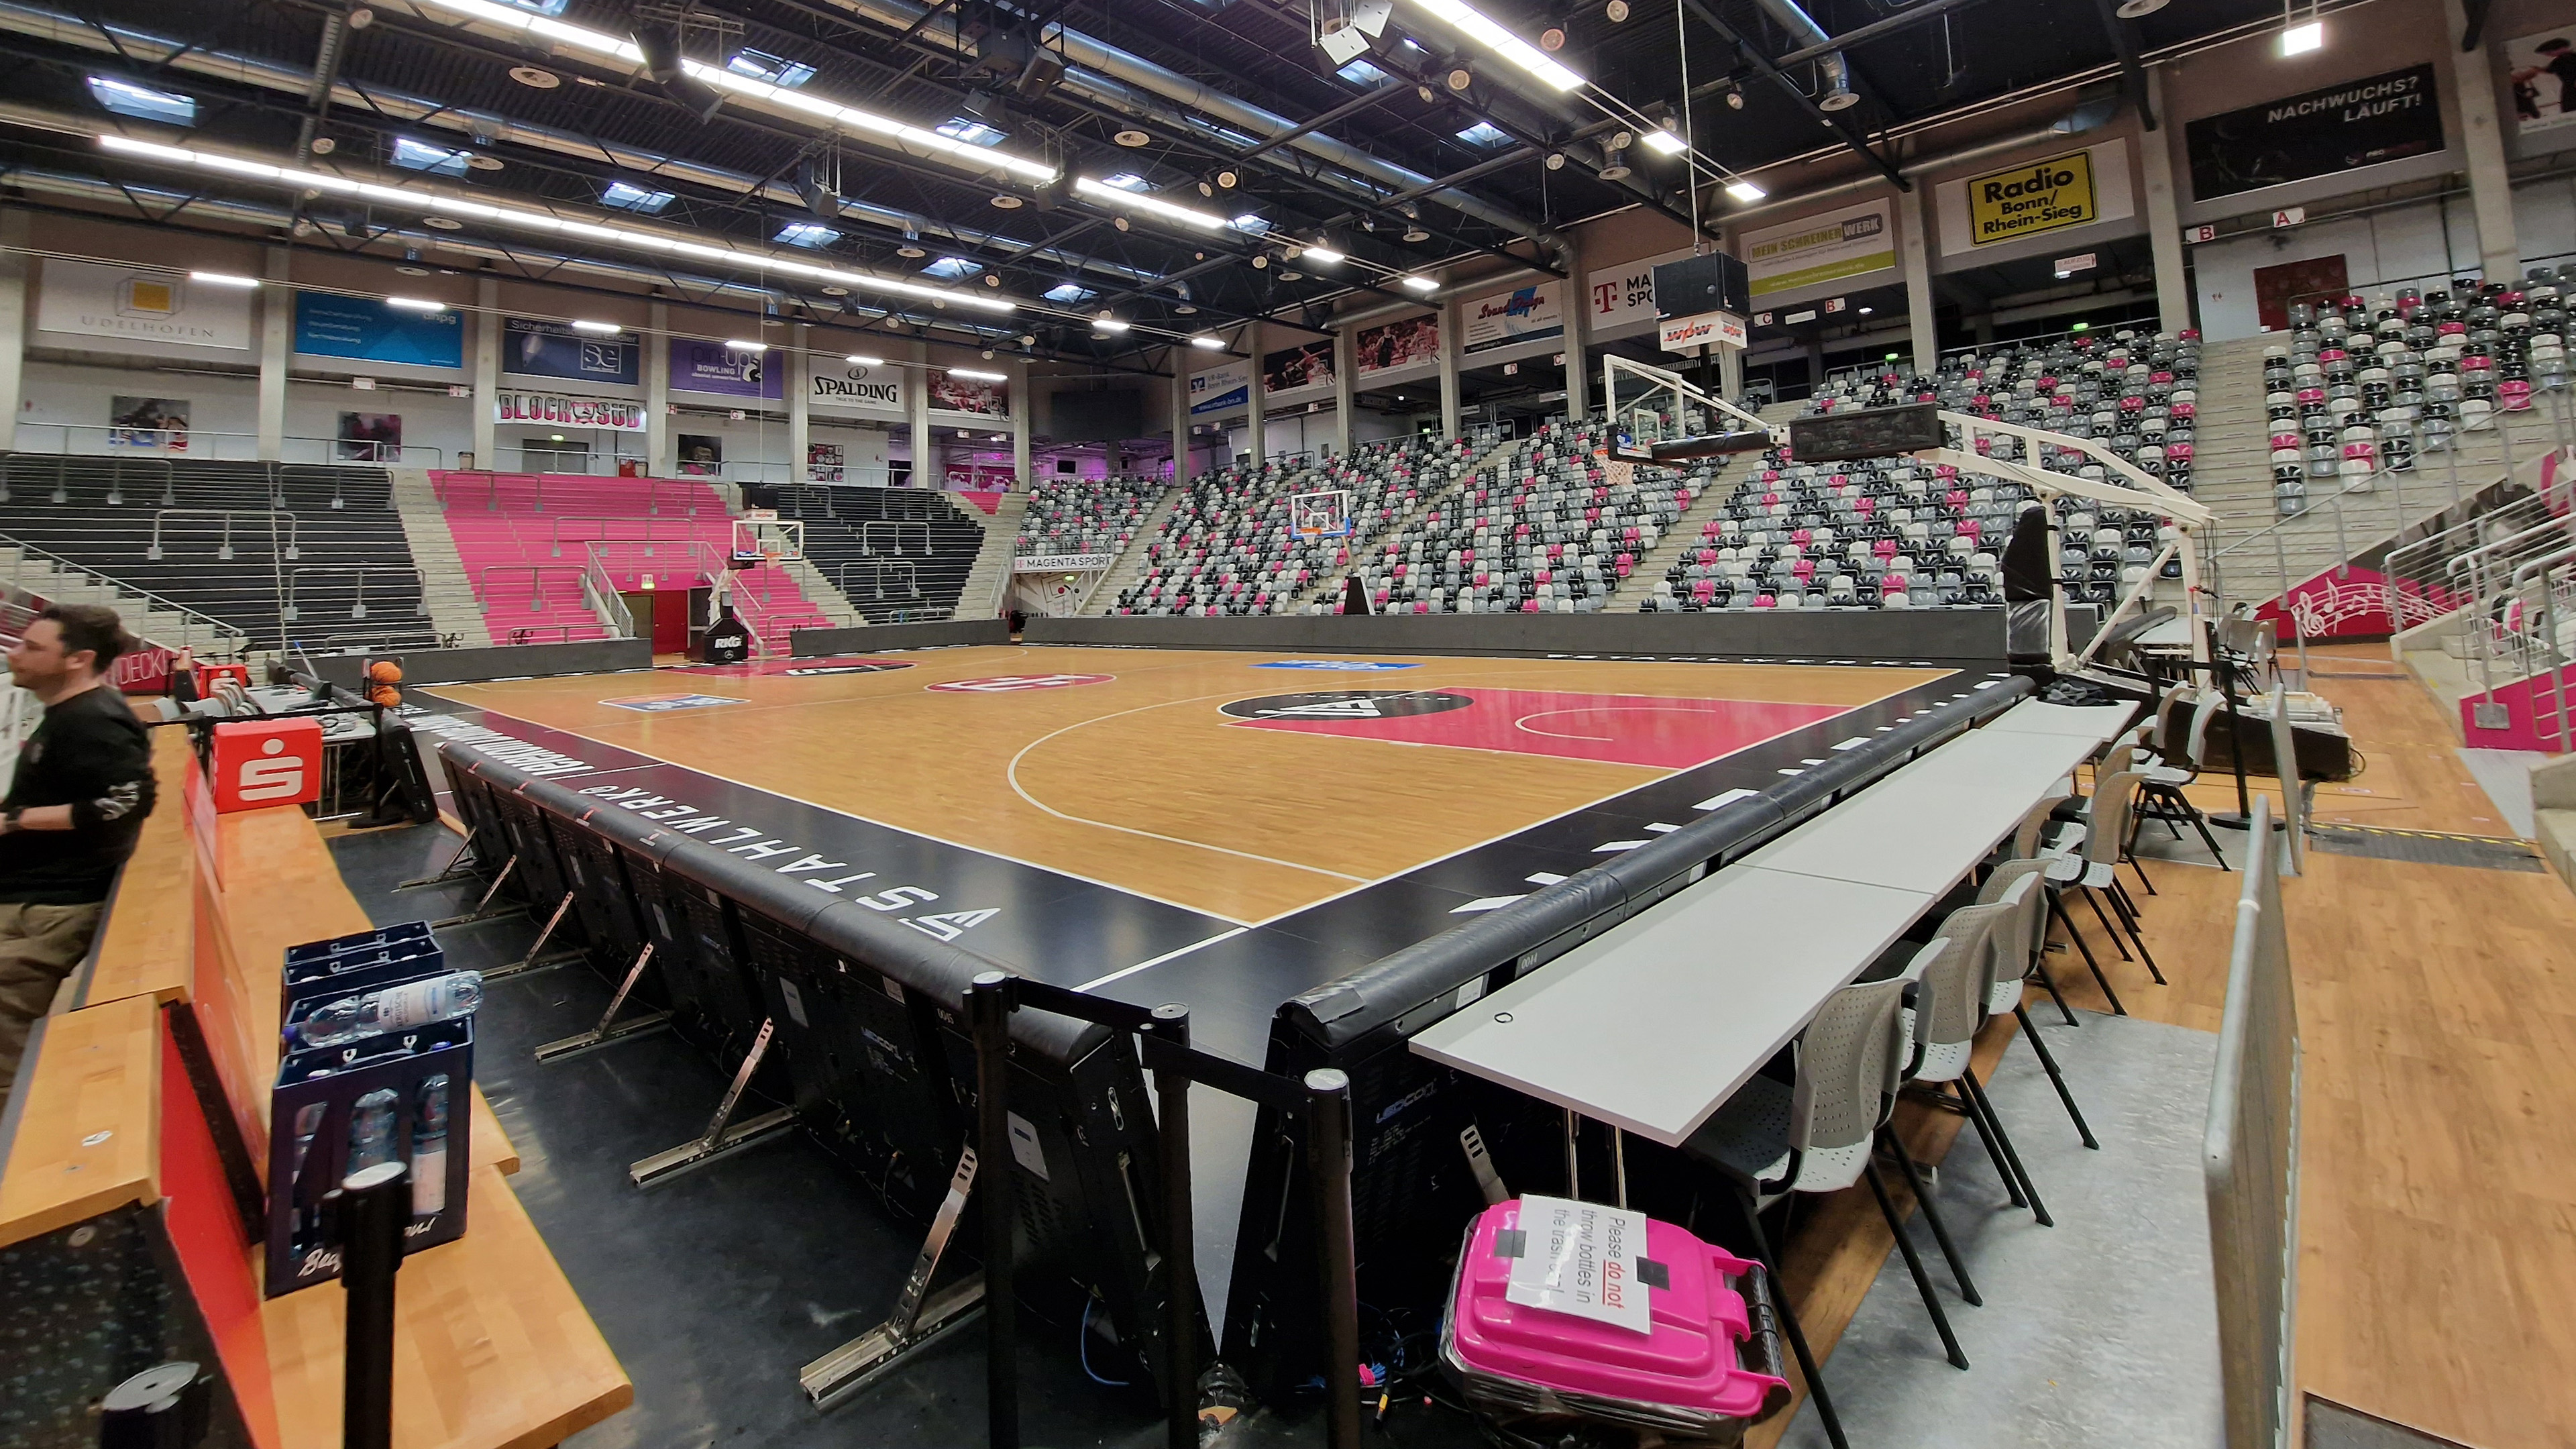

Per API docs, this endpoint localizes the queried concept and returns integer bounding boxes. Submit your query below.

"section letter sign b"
[210,717,324,812]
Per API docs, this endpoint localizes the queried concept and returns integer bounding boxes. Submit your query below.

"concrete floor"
[1778,1010,2222,1449]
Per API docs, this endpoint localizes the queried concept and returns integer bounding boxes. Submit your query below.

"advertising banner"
[109,396,189,449]
[1741,200,1897,301]
[1462,280,1564,354]
[928,374,1008,417]
[494,392,647,431]
[1586,248,1690,337]
[38,259,252,350]
[669,338,784,399]
[1936,139,2135,256]
[1355,315,1440,376]
[1657,310,1746,353]
[1189,360,1250,416]
[2184,62,2443,201]
[2506,30,2576,138]
[502,317,639,386]
[810,359,904,410]
[294,294,464,368]
[1264,339,1336,394]
[1014,553,1118,572]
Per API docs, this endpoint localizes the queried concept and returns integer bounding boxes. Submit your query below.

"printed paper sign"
[1502,1195,1654,1335]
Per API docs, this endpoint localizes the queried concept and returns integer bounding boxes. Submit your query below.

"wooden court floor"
[427,645,1946,923]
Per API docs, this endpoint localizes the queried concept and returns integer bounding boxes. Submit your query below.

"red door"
[2253,255,2349,333]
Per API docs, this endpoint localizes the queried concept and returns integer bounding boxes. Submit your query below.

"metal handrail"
[147,508,301,561]
[836,558,920,601]
[860,521,934,556]
[282,563,421,627]
[474,564,591,607]
[0,528,246,655]
[7,422,445,467]
[439,470,699,517]
[546,513,708,559]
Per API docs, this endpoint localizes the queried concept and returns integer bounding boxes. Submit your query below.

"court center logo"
[782,660,914,676]
[602,692,747,712]
[1220,690,1474,720]
[1254,660,1421,672]
[927,674,1114,693]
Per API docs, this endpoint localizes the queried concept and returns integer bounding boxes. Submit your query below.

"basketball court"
[413,646,1988,1059]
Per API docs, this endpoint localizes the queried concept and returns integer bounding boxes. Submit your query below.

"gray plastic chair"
[2134,690,2233,869]
[1976,870,2098,1150]
[2047,768,2166,988]
[1897,905,2053,1234]
[1686,973,1976,1374]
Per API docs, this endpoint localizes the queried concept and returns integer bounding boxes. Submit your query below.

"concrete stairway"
[954,492,1028,621]
[1615,464,1755,609]
[387,468,492,647]
[1085,486,1185,613]
[0,543,249,657]
[777,553,867,629]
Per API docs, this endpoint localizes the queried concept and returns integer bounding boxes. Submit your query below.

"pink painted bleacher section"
[433,472,833,647]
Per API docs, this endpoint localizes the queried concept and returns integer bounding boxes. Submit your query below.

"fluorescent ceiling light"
[188,270,259,288]
[1403,0,1585,92]
[1190,334,1224,348]
[95,133,1016,315]
[384,295,446,311]
[1093,317,1132,333]
[1641,128,1688,156]
[1303,246,1346,264]
[950,367,1007,380]
[845,353,884,365]
[570,319,621,333]
[403,0,1055,183]
[2279,19,2322,54]
[724,338,767,350]
[1724,179,1766,203]
[1074,174,1234,230]
[1401,275,1438,293]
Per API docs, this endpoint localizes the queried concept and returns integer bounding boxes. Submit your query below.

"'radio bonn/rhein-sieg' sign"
[1965,149,2098,246]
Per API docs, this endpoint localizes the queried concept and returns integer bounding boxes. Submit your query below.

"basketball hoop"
[1291,488,1354,539]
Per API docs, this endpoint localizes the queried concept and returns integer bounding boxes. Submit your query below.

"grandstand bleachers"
[0,455,437,654]
[749,482,987,623]
[437,472,834,648]
[1016,475,1169,560]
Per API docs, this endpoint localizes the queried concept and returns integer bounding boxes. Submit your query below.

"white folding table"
[1408,697,2139,1156]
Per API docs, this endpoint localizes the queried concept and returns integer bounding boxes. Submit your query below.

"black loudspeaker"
[1650,252,1751,317]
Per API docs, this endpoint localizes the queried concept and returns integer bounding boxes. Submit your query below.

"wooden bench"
[1,727,628,1449]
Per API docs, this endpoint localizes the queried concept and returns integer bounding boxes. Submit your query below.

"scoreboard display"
[1786,402,1947,464]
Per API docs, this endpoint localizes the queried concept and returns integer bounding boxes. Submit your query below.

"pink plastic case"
[1440,1199,1791,1444]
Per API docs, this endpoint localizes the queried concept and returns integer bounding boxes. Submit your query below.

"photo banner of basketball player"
[2505,30,2576,138]
[2184,62,2443,201]
[108,395,189,449]
[337,411,403,462]
[1355,314,1439,376]
[1462,280,1564,355]
[928,373,1008,417]
[1263,339,1336,396]
[502,316,640,386]
[36,258,253,350]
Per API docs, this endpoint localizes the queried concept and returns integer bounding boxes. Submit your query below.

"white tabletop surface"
[1408,865,1932,1146]
[1408,697,2135,1147]
[1980,700,2140,739]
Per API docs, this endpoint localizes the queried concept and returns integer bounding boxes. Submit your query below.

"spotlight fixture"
[189,270,260,288]
[1214,168,1239,189]
[310,137,337,155]
[2279,18,2322,54]
[991,193,1023,209]
[1447,66,1474,91]
[1114,216,1132,231]
[1725,88,1745,110]
[1114,127,1151,147]
[1540,26,1566,50]
[981,348,996,359]
[1403,223,1430,242]
[1416,85,1439,103]
[570,319,621,333]
[1597,146,1630,181]
[1017,333,1036,345]
[821,284,850,296]
[347,7,374,26]
[508,65,560,89]
[1724,178,1766,203]
[896,227,927,258]
[2114,0,2169,14]
[1175,303,1197,315]
[1605,0,1629,19]
[423,215,463,229]
[1544,151,1566,170]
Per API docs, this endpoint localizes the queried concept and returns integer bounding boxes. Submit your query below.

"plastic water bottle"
[292,971,483,1049]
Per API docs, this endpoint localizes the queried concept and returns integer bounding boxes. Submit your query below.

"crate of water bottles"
[264,922,479,1297]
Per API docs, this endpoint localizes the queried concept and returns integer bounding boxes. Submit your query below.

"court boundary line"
[1076,927,1250,993]
[425,655,1971,938]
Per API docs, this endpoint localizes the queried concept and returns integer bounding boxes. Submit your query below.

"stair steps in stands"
[1615,462,1758,610]
[1296,439,1515,611]
[956,493,1029,621]
[1085,486,1184,614]
[388,468,492,646]
[0,545,248,657]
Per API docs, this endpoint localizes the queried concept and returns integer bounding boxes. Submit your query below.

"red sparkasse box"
[209,717,324,812]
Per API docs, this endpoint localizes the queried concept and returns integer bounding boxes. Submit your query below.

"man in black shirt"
[0,604,158,1108]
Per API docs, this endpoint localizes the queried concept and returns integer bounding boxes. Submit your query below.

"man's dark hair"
[2542,38,2571,52]
[38,602,135,670]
